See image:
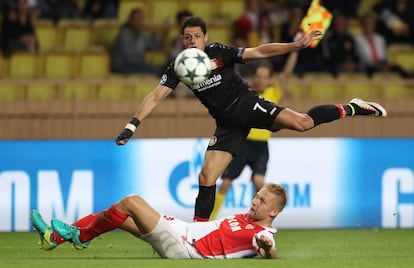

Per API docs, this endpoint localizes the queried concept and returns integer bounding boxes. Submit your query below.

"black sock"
[194,185,216,221]
[307,104,341,126]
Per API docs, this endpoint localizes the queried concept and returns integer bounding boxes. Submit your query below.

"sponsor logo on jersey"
[192,74,222,92]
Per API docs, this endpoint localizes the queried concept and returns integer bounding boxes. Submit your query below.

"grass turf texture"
[1,229,413,268]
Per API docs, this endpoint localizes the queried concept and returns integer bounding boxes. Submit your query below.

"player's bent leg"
[272,108,315,131]
[30,210,57,251]
[140,216,192,259]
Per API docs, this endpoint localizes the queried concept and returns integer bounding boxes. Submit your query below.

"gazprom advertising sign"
[0,138,413,232]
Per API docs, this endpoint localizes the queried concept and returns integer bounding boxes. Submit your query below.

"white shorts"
[140,215,203,259]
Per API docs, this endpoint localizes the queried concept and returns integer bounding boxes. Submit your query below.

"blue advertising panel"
[0,138,413,231]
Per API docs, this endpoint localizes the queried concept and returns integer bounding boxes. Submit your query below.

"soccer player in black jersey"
[116,16,387,222]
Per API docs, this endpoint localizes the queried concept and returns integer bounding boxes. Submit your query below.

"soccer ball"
[174,48,211,86]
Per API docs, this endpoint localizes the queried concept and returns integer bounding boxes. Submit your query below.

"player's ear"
[270,209,280,217]
[204,33,209,43]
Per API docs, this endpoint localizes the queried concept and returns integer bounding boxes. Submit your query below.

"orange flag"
[300,0,333,48]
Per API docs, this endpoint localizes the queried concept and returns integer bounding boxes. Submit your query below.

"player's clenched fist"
[115,117,140,145]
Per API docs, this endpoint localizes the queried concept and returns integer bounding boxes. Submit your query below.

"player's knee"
[121,194,144,210]
[292,116,313,132]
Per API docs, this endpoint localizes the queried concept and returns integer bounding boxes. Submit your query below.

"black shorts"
[221,140,269,180]
[207,91,284,156]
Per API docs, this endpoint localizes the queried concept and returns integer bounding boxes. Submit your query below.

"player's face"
[181,26,208,51]
[252,66,272,93]
[248,189,280,221]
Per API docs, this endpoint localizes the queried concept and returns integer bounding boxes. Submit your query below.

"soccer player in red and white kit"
[114,16,387,223]
[31,183,286,259]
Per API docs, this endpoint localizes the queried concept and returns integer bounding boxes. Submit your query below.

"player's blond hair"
[263,183,287,212]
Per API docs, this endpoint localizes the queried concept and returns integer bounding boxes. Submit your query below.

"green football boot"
[51,218,89,250]
[30,210,57,251]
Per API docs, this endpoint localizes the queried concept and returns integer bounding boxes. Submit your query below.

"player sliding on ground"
[31,183,287,259]
[114,16,387,222]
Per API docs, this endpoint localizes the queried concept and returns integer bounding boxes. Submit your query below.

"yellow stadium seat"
[34,19,58,51]
[9,53,39,78]
[187,1,214,21]
[307,82,342,101]
[219,0,245,21]
[26,82,57,100]
[43,52,77,78]
[390,50,414,73]
[145,51,168,68]
[0,83,25,100]
[97,83,131,100]
[131,80,159,100]
[151,0,180,25]
[0,55,10,77]
[92,19,120,49]
[62,25,92,51]
[208,23,232,44]
[78,51,110,78]
[343,82,382,100]
[382,83,412,100]
[118,0,148,23]
[62,82,97,101]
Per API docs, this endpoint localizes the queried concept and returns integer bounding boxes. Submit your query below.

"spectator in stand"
[354,12,409,78]
[280,4,324,76]
[323,0,361,18]
[321,12,359,76]
[164,10,193,62]
[1,0,38,56]
[43,0,81,23]
[111,8,162,76]
[373,0,414,44]
[82,0,119,21]
[234,0,261,40]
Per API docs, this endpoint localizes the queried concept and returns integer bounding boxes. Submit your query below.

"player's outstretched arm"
[115,85,172,145]
[243,29,322,60]
[255,234,277,259]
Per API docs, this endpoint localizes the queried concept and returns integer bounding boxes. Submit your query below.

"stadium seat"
[307,82,342,101]
[0,83,25,100]
[381,82,412,100]
[34,19,58,51]
[26,82,57,100]
[43,52,77,78]
[207,23,232,44]
[343,82,383,100]
[145,51,168,68]
[97,83,131,100]
[118,0,148,23]
[0,55,10,77]
[61,81,97,101]
[390,50,414,73]
[218,0,245,21]
[187,1,214,21]
[131,79,159,100]
[151,0,180,26]
[78,51,110,78]
[92,19,120,49]
[9,53,39,78]
[59,20,93,51]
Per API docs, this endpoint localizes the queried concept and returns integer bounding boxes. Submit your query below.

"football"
[174,48,211,86]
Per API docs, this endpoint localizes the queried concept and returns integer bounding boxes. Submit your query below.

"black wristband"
[125,117,141,132]
[130,117,140,127]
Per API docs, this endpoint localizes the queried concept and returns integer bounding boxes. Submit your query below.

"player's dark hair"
[181,16,207,35]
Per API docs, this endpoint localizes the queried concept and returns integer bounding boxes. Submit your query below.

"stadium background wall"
[0,138,413,232]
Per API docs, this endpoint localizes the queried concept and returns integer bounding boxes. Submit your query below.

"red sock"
[79,205,128,242]
[52,213,100,245]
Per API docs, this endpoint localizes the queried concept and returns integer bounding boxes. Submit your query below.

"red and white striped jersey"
[187,213,276,258]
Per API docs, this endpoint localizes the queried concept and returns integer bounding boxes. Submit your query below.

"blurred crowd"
[1,0,414,78]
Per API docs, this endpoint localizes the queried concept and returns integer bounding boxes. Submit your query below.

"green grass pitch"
[1,229,413,268]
